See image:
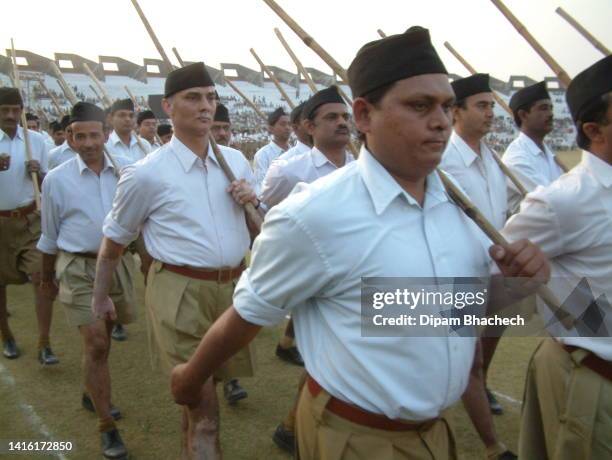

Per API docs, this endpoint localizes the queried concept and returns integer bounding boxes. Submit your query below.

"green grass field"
[0,151,582,459]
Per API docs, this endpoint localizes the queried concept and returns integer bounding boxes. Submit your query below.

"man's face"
[354,74,454,181]
[307,103,350,151]
[211,121,232,146]
[139,118,158,141]
[269,115,292,143]
[162,87,217,138]
[160,131,173,144]
[70,121,105,164]
[111,109,135,135]
[52,129,66,146]
[0,104,22,134]
[453,92,494,138]
[27,120,39,131]
[521,99,554,136]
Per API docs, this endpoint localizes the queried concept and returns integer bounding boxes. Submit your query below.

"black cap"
[69,102,106,125]
[290,101,306,124]
[25,112,39,122]
[214,103,230,123]
[137,110,156,125]
[509,81,550,113]
[110,98,134,114]
[451,73,491,101]
[157,124,173,137]
[348,26,447,98]
[60,114,72,130]
[0,88,23,107]
[49,120,62,132]
[164,62,214,98]
[268,107,287,126]
[566,55,612,122]
[302,86,345,120]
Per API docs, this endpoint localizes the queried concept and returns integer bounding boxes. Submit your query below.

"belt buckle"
[10,209,21,218]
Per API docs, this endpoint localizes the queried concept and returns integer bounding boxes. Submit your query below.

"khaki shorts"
[0,211,42,285]
[145,260,256,379]
[56,251,136,327]
[296,383,457,460]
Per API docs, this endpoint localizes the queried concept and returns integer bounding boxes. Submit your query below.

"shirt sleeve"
[36,174,61,254]
[259,161,295,208]
[102,164,154,245]
[233,206,332,326]
[501,187,565,259]
[252,149,268,195]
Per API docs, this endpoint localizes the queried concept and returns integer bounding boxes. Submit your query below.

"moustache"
[335,126,349,134]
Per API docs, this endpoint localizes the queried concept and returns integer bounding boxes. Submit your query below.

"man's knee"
[82,328,110,362]
[30,272,42,287]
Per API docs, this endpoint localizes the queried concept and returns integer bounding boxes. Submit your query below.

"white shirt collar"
[357,146,449,215]
[310,147,351,168]
[170,135,218,173]
[582,150,612,189]
[109,130,137,148]
[519,132,550,157]
[450,131,480,167]
[75,152,115,175]
[0,126,24,141]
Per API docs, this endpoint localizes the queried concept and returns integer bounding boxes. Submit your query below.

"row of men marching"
[1,26,610,460]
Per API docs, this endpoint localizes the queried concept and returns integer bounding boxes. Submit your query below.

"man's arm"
[171,307,261,407]
[92,237,125,321]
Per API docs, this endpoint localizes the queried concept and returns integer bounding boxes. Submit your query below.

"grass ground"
[0,151,582,459]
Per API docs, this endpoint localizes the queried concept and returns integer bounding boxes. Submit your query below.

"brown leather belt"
[162,261,245,283]
[71,252,98,259]
[0,202,36,218]
[306,374,437,432]
[563,344,612,382]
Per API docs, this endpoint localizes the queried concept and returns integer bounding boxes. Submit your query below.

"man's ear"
[352,97,373,137]
[581,121,605,146]
[162,97,172,118]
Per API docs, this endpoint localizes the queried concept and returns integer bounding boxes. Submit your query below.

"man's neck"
[455,126,482,155]
[84,155,105,176]
[316,144,346,168]
[590,147,612,166]
[522,128,546,151]
[142,135,155,145]
[175,130,209,159]
[1,126,17,139]
[297,136,312,148]
[272,137,289,150]
[117,131,132,146]
[392,173,427,207]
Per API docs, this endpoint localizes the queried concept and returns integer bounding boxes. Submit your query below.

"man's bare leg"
[80,320,113,425]
[0,285,13,340]
[31,273,54,349]
[185,377,221,459]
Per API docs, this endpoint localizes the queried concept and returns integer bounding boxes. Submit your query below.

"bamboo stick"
[250,47,295,109]
[10,39,41,210]
[129,0,174,71]
[261,0,348,82]
[437,168,574,330]
[50,61,79,105]
[556,7,610,56]
[89,84,104,105]
[377,29,387,38]
[37,77,65,116]
[172,47,186,67]
[124,85,141,110]
[83,63,112,108]
[274,28,318,93]
[490,0,571,88]
[224,78,268,122]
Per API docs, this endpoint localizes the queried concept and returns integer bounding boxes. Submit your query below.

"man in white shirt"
[441,73,516,458]
[252,107,291,193]
[157,124,173,145]
[276,101,312,162]
[210,103,232,147]
[92,63,263,459]
[48,116,77,170]
[504,55,612,460]
[37,102,133,460]
[261,85,354,452]
[105,99,151,162]
[0,88,58,365]
[503,82,565,212]
[136,110,160,149]
[49,118,67,147]
[170,27,549,460]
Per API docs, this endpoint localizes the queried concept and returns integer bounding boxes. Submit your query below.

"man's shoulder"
[45,156,78,184]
